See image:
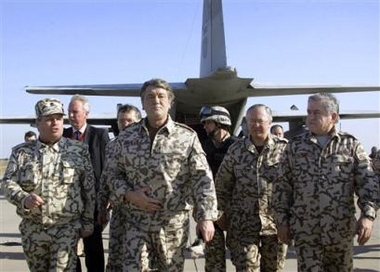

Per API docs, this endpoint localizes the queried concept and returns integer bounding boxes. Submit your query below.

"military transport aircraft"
[2,0,380,138]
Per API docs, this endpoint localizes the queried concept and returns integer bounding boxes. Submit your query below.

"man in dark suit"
[64,94,110,272]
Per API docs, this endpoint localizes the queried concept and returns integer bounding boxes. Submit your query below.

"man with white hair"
[64,94,110,272]
[274,93,379,271]
[216,104,288,271]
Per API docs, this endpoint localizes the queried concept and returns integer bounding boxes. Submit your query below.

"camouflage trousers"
[19,218,79,272]
[228,233,287,272]
[294,237,353,272]
[123,210,190,272]
[205,223,226,272]
[106,205,127,272]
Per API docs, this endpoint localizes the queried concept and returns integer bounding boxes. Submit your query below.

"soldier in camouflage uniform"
[215,104,288,271]
[273,93,379,271]
[199,105,238,272]
[97,104,141,272]
[1,98,96,272]
[107,78,219,272]
[371,149,380,175]
[270,124,284,138]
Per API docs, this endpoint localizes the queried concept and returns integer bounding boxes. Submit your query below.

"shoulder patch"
[12,142,30,151]
[338,131,358,141]
[174,122,196,133]
[64,137,88,149]
[274,137,288,144]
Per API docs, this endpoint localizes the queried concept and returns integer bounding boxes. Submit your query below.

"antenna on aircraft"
[290,105,299,111]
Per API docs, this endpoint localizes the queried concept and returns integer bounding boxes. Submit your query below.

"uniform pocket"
[19,162,39,192]
[61,160,76,184]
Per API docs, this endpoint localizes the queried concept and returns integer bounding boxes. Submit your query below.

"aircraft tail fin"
[200,0,227,78]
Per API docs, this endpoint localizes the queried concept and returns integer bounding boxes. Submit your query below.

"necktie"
[74,130,80,140]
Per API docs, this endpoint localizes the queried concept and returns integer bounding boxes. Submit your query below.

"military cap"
[35,98,65,118]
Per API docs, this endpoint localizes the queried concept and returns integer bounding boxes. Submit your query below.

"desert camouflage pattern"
[2,137,96,271]
[273,129,379,270]
[19,218,79,272]
[294,238,354,271]
[98,138,128,272]
[105,206,128,272]
[98,138,118,215]
[204,226,226,272]
[201,136,238,272]
[371,150,380,175]
[35,97,65,117]
[106,117,218,271]
[215,135,288,271]
[124,210,189,271]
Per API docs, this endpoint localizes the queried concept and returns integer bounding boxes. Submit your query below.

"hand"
[124,187,163,212]
[356,217,373,245]
[277,225,290,244]
[196,220,215,243]
[24,192,45,209]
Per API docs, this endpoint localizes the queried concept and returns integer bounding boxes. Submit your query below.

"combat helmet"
[199,106,232,126]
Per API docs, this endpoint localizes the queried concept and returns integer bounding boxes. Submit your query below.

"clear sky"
[1,0,379,159]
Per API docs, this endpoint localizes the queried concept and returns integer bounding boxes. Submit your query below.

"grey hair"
[308,93,340,123]
[70,94,90,113]
[246,104,273,122]
[140,78,175,102]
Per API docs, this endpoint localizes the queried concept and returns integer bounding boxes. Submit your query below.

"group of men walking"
[1,78,379,272]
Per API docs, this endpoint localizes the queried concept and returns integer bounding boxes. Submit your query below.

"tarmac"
[0,192,379,272]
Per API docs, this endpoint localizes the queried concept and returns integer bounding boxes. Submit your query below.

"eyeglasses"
[247,119,269,125]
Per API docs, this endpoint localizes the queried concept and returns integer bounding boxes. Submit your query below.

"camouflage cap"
[35,98,65,118]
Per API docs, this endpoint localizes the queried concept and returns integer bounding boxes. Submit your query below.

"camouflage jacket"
[273,129,379,244]
[2,137,96,233]
[372,150,380,175]
[215,134,288,236]
[97,138,118,214]
[107,117,218,222]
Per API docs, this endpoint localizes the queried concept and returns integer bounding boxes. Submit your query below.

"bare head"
[140,78,174,127]
[68,94,90,130]
[24,130,37,142]
[306,93,339,135]
[117,104,142,131]
[270,124,284,138]
[246,104,273,144]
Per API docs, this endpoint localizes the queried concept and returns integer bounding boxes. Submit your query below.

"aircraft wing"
[247,85,380,96]
[25,83,188,97]
[22,80,379,136]
[3,110,379,127]
[273,110,380,123]
[26,81,379,96]
[273,110,380,139]
[0,116,37,125]
[0,115,116,126]
[246,84,380,97]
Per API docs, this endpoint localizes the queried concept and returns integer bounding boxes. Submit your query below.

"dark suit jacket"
[63,125,110,193]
